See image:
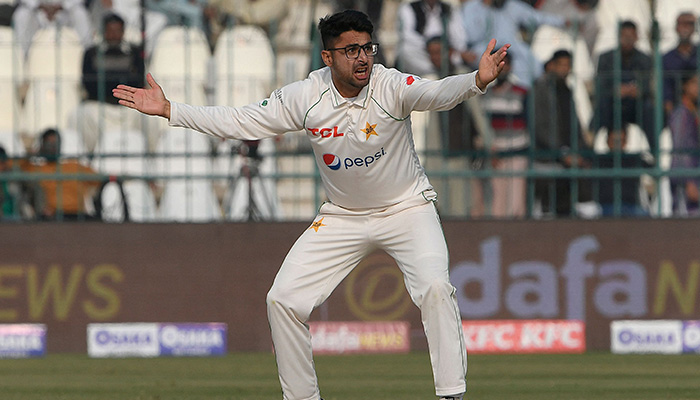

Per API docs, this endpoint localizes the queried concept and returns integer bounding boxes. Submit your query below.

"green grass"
[0,352,699,399]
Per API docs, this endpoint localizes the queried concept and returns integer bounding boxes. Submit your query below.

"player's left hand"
[475,39,510,91]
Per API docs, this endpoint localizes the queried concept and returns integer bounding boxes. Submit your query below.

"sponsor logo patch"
[323,148,387,170]
[323,153,341,170]
[309,126,344,138]
[362,122,378,140]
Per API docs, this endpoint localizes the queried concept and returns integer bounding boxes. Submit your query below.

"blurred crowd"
[0,0,699,222]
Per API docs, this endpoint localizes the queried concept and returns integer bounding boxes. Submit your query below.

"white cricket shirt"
[169,64,484,209]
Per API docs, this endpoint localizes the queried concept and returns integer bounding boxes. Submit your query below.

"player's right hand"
[113,73,171,120]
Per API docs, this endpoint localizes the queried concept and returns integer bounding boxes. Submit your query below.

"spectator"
[89,0,169,59]
[0,0,16,26]
[533,49,593,217]
[13,0,94,58]
[0,146,20,220]
[70,12,146,154]
[593,20,654,151]
[478,52,529,218]
[19,128,102,221]
[669,74,700,216]
[461,0,567,88]
[424,36,480,156]
[663,11,698,116]
[593,123,652,217]
[397,0,475,77]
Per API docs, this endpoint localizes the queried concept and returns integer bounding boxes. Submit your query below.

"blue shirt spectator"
[461,0,566,88]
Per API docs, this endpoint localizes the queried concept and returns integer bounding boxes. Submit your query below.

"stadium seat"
[92,129,150,176]
[650,127,674,217]
[155,127,214,174]
[211,27,281,220]
[157,179,223,222]
[59,128,87,158]
[214,25,274,107]
[221,138,282,221]
[154,128,222,222]
[92,129,158,222]
[149,26,210,107]
[0,26,25,156]
[274,152,319,220]
[98,179,159,222]
[21,26,83,140]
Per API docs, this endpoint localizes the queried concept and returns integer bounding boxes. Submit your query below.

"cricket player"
[113,10,508,400]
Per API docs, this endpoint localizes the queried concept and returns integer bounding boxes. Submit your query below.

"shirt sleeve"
[397,70,485,115]
[169,83,305,141]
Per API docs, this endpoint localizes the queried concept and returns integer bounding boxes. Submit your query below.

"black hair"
[103,12,125,29]
[545,49,572,68]
[681,73,699,90]
[41,128,60,142]
[426,36,443,46]
[318,10,373,50]
[620,20,637,31]
[0,146,7,162]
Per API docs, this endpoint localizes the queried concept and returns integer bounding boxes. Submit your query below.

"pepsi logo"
[323,153,341,170]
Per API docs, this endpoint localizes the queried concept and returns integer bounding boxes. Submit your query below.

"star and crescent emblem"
[309,217,327,232]
[362,122,378,140]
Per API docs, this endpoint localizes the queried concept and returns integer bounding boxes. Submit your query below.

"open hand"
[475,39,510,91]
[112,73,171,119]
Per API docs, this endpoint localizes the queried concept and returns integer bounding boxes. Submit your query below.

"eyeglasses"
[326,42,379,59]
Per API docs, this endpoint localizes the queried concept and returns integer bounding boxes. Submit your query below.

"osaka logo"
[323,153,341,170]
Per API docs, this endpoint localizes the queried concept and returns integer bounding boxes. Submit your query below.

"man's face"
[39,134,60,160]
[676,13,696,43]
[607,129,627,150]
[104,21,125,47]
[427,40,442,70]
[619,27,637,53]
[549,57,571,79]
[683,76,699,103]
[321,30,374,98]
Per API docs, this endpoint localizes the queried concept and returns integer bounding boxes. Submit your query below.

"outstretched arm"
[475,39,510,91]
[112,73,171,119]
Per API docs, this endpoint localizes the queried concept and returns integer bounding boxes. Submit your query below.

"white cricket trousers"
[266,191,467,400]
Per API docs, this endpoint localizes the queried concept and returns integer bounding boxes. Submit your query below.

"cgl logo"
[309,126,344,138]
[323,153,341,170]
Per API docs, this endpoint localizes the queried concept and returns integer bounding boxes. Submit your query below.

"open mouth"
[354,66,369,80]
